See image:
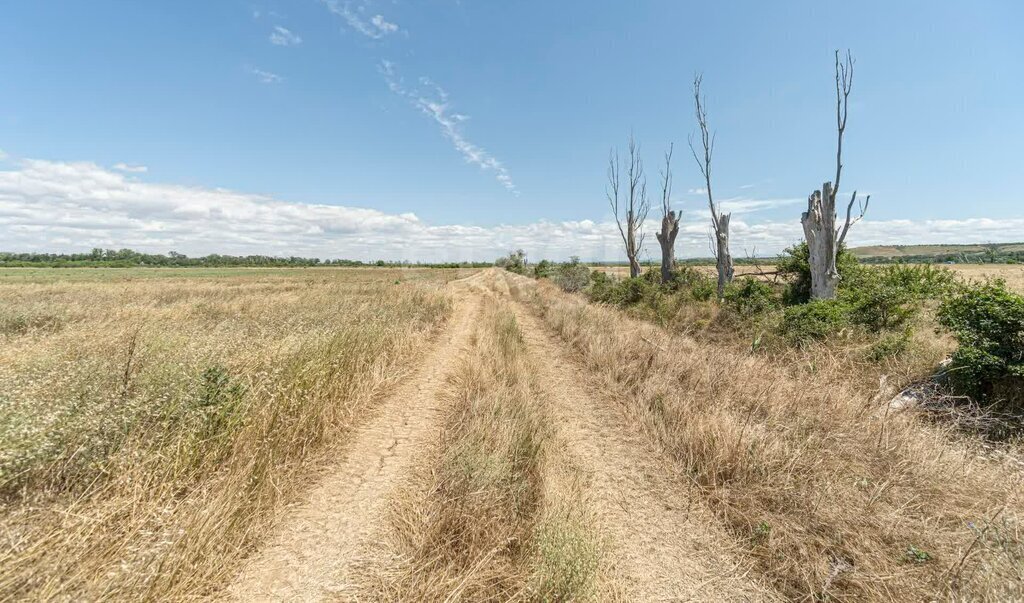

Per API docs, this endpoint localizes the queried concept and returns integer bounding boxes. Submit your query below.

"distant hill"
[849,243,1024,264]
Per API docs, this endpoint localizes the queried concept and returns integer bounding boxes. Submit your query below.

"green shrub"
[551,257,591,293]
[938,281,1024,403]
[495,249,527,275]
[587,271,660,306]
[690,277,716,302]
[779,299,851,344]
[588,270,614,301]
[723,278,781,317]
[868,329,912,361]
[533,259,553,279]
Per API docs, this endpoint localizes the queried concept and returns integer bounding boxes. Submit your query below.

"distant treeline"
[0,248,492,269]
[856,251,1023,265]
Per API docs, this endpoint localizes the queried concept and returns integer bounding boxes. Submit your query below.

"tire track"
[225,279,484,602]
[496,271,778,602]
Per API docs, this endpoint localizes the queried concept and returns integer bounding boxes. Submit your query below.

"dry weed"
[0,270,451,600]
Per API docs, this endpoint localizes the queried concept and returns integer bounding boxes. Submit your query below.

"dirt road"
[225,280,482,601]
[225,270,776,601]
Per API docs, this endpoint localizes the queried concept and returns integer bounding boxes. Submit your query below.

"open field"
[850,242,1024,259]
[2,267,1022,600]
[0,268,457,600]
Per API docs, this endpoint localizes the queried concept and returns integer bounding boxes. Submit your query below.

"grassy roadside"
[512,274,1023,601]
[368,296,605,601]
[0,273,451,600]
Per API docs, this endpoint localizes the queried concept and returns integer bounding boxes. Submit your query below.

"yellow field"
[2,266,1021,601]
[0,267,456,600]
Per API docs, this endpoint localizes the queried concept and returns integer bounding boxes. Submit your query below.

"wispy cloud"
[717,197,804,215]
[269,26,302,46]
[380,61,517,193]
[246,66,283,84]
[370,14,398,34]
[113,163,147,173]
[0,157,1020,261]
[321,0,400,39]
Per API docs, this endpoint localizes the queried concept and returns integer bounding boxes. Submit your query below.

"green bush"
[779,299,851,344]
[868,329,912,361]
[722,278,781,317]
[938,281,1024,403]
[587,271,659,306]
[496,249,527,274]
[533,259,554,279]
[839,264,955,331]
[690,277,716,302]
[551,257,591,293]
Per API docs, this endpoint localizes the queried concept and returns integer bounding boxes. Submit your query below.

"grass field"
[0,267,458,600]
[1,266,1022,601]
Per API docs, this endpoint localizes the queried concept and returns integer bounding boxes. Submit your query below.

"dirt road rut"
[226,281,482,601]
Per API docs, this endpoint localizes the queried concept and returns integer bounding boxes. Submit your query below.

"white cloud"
[113,162,147,173]
[246,66,283,84]
[370,14,398,34]
[381,61,517,193]
[269,26,302,46]
[321,0,400,39]
[0,157,1020,262]
[686,196,804,217]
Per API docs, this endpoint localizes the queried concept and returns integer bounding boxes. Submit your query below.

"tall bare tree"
[690,74,733,297]
[655,144,680,283]
[801,50,870,300]
[608,135,650,278]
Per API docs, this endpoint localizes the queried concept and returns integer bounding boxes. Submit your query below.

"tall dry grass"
[0,270,451,600]
[367,297,603,601]
[513,275,1023,601]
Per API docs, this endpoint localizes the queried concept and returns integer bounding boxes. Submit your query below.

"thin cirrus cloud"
[113,163,148,173]
[1,156,1021,262]
[321,0,400,39]
[246,66,283,84]
[269,26,302,46]
[381,60,517,194]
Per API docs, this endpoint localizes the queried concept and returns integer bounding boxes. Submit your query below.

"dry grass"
[948,264,1024,293]
[512,274,1024,601]
[0,269,454,601]
[367,296,603,601]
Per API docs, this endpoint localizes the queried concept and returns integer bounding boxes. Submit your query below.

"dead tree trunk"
[655,145,680,283]
[690,74,732,297]
[715,213,734,295]
[802,51,870,300]
[608,136,650,278]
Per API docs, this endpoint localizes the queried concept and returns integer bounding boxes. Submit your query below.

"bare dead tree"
[608,135,650,278]
[690,74,733,297]
[801,50,870,299]
[655,144,680,283]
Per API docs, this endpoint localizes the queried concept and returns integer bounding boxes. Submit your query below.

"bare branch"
[837,191,870,249]
[607,149,628,248]
[660,143,674,218]
[833,49,854,202]
[690,73,719,231]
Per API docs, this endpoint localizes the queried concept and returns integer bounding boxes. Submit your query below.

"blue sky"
[1,1,1021,261]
